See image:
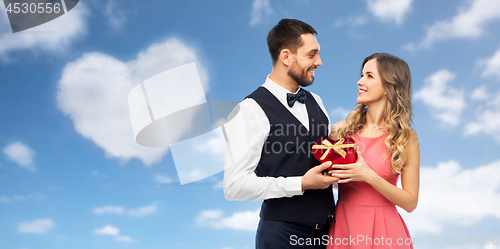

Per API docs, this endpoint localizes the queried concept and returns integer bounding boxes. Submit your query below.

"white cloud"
[92,170,107,178]
[2,142,36,171]
[334,16,367,28]
[366,0,412,25]
[94,225,134,242]
[115,236,134,243]
[213,180,224,190]
[92,203,157,217]
[92,205,125,215]
[154,174,173,184]
[470,85,490,101]
[0,193,46,203]
[196,209,259,231]
[127,203,157,217]
[179,167,209,184]
[171,128,226,184]
[104,0,126,29]
[329,107,352,121]
[94,225,119,236]
[400,160,500,233]
[17,219,55,234]
[406,0,500,50]
[414,70,465,126]
[478,49,500,78]
[249,0,272,26]
[0,3,88,62]
[0,196,12,203]
[195,130,226,156]
[465,88,500,141]
[464,108,500,141]
[56,38,209,165]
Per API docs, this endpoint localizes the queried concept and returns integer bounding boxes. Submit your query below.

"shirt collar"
[263,76,302,102]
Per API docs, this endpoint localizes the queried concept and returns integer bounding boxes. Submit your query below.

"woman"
[327,53,420,248]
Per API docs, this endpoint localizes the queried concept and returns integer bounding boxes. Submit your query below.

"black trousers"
[256,219,330,249]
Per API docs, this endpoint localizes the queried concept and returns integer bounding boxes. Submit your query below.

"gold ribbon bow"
[312,138,356,160]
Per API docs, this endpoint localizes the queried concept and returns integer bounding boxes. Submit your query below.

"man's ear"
[280,48,292,67]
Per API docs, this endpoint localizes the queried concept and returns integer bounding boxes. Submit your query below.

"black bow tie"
[287,89,306,107]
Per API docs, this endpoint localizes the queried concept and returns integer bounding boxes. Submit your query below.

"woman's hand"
[328,149,375,183]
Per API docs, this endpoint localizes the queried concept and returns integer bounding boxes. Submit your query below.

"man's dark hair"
[267,19,317,65]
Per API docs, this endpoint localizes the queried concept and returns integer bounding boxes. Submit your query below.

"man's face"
[288,33,322,87]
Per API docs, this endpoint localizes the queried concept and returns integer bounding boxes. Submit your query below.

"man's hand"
[301,161,339,191]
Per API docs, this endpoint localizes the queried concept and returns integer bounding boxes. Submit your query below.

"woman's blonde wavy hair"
[336,53,413,174]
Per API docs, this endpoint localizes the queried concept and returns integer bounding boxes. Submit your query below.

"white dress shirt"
[223,76,331,201]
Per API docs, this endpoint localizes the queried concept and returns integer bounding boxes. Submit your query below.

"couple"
[223,18,420,249]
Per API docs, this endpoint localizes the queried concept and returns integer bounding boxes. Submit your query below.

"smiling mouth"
[358,89,367,95]
[307,67,315,76]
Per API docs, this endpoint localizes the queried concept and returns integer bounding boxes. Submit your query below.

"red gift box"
[312,137,357,168]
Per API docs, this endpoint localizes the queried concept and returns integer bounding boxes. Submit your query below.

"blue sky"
[1,0,500,248]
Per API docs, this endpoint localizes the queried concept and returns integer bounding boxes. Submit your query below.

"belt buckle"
[315,215,334,229]
[327,214,334,224]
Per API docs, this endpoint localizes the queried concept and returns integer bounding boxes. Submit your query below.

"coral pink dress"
[327,133,413,249]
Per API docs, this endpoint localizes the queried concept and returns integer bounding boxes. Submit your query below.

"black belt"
[296,215,334,230]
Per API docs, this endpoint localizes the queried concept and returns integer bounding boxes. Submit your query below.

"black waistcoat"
[246,87,335,224]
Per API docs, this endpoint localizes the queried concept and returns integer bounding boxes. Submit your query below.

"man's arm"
[223,99,304,201]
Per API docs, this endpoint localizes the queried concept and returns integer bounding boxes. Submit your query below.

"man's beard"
[288,60,314,87]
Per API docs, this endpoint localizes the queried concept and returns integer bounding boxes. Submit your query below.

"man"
[223,19,338,249]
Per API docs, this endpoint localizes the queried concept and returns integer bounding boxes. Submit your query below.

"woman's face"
[357,59,387,105]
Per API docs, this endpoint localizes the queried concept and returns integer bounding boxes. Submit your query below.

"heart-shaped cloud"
[56,38,209,165]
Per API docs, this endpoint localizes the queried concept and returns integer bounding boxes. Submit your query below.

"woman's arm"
[330,131,420,212]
